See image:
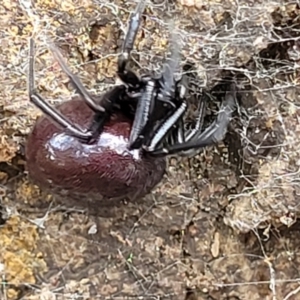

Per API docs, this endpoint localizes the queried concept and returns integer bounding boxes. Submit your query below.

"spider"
[25,0,236,208]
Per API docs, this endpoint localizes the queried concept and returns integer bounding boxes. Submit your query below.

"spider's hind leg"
[47,42,105,113]
[28,38,93,141]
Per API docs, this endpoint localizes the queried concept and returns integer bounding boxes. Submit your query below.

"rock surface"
[1,0,300,299]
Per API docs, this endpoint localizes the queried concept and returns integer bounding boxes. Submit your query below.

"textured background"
[1,0,300,299]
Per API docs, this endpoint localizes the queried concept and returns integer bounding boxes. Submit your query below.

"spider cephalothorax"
[25,0,236,206]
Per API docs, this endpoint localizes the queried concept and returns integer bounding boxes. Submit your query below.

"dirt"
[1,0,300,299]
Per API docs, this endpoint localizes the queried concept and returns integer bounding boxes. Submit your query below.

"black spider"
[25,0,237,207]
[28,0,236,158]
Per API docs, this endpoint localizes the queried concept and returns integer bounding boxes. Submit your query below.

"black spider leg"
[156,24,182,106]
[87,85,126,142]
[117,0,147,89]
[48,40,127,141]
[143,97,187,152]
[114,0,154,149]
[28,38,92,141]
[150,84,237,156]
[48,42,105,113]
[141,30,189,152]
[128,79,157,149]
[184,91,207,141]
[142,80,188,152]
[29,39,123,142]
[165,89,206,150]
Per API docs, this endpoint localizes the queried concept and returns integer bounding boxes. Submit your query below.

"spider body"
[26,96,166,201]
[26,0,236,206]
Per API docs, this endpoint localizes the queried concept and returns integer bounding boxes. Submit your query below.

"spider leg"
[161,89,207,152]
[170,117,185,145]
[143,100,187,152]
[184,92,207,141]
[128,28,185,150]
[169,92,207,157]
[141,76,189,152]
[157,28,182,103]
[28,38,92,141]
[47,42,105,113]
[128,79,156,149]
[150,84,237,156]
[128,73,186,152]
[117,0,146,88]
[87,85,126,141]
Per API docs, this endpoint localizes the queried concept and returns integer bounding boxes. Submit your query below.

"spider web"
[1,0,300,299]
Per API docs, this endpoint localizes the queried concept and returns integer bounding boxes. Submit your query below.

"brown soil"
[1,0,300,299]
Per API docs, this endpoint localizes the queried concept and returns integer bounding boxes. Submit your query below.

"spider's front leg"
[126,14,187,151]
[135,32,189,153]
[116,0,157,149]
[117,0,146,89]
